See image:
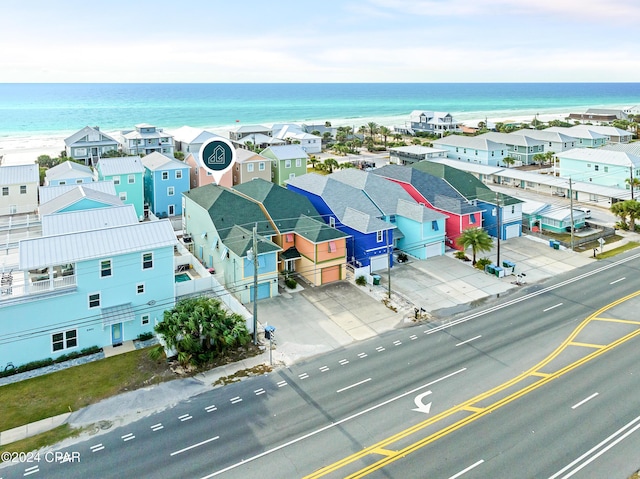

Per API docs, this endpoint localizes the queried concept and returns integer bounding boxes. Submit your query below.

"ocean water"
[0,83,639,140]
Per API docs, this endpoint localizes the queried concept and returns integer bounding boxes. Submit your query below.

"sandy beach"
[0,112,573,167]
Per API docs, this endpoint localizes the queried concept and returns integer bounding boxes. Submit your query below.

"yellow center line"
[568,342,606,349]
[593,317,640,325]
[304,289,640,479]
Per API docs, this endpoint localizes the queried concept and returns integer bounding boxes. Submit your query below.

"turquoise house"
[141,152,191,217]
[182,184,281,303]
[38,185,123,216]
[394,199,447,259]
[0,220,177,367]
[557,148,640,190]
[96,156,145,219]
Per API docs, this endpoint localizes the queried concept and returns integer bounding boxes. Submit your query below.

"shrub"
[138,332,154,342]
[475,257,492,270]
[355,275,367,286]
[285,277,297,289]
[454,251,470,261]
[397,252,408,263]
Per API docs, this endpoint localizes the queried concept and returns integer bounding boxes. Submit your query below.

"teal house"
[0,218,177,367]
[182,184,281,304]
[96,156,145,219]
[260,145,309,186]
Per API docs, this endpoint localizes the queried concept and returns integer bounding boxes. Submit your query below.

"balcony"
[0,265,77,303]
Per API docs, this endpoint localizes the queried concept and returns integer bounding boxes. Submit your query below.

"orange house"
[185,152,232,188]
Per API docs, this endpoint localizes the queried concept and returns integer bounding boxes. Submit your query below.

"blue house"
[0,219,177,367]
[96,156,145,220]
[328,169,448,259]
[141,152,191,217]
[182,184,281,303]
[287,173,395,272]
[38,185,123,216]
[44,161,94,187]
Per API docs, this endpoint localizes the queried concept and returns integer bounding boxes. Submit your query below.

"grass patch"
[576,234,623,251]
[595,241,640,260]
[0,348,172,432]
[0,424,86,460]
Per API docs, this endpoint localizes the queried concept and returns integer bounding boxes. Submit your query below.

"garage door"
[425,241,443,258]
[369,255,388,272]
[250,282,271,302]
[504,223,521,240]
[321,265,341,284]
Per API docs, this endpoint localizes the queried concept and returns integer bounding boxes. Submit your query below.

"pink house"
[185,152,233,188]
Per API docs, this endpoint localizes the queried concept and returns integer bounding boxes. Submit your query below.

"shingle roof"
[19,220,176,270]
[395,198,447,223]
[373,165,482,215]
[98,156,145,176]
[222,224,280,257]
[0,164,39,185]
[45,161,93,181]
[39,181,116,204]
[39,185,123,216]
[42,205,139,236]
[140,152,190,171]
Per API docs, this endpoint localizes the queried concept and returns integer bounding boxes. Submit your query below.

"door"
[111,323,123,346]
[250,282,271,301]
[425,242,443,258]
[504,223,521,239]
[369,255,388,272]
[168,204,175,216]
[321,265,340,284]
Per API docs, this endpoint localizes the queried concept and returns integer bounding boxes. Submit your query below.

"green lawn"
[595,242,640,259]
[0,348,169,432]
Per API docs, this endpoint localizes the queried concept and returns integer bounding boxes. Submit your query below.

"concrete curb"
[0,413,71,446]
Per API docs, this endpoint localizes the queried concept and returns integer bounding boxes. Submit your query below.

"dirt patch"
[213,364,273,387]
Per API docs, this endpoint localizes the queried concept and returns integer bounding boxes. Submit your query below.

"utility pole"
[386,229,392,299]
[252,223,259,345]
[496,191,501,269]
[569,178,575,251]
[631,166,635,201]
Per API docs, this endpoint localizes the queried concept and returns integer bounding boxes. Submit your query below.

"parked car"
[577,207,591,219]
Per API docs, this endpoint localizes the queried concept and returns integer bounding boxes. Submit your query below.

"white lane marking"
[339,359,349,365]
[205,404,217,412]
[610,277,626,285]
[230,397,243,404]
[151,423,164,431]
[549,414,640,478]
[393,340,402,346]
[336,378,372,393]
[319,366,330,372]
[199,368,467,479]
[23,465,39,476]
[571,392,599,410]
[170,435,220,457]
[179,414,193,422]
[121,433,135,442]
[410,335,418,340]
[277,380,288,387]
[298,373,309,380]
[448,459,484,479]
[426,252,640,335]
[357,352,368,358]
[376,346,386,352]
[90,443,104,452]
[254,388,266,396]
[543,303,563,312]
[456,335,482,347]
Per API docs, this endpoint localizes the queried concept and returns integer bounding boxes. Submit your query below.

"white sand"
[0,112,574,167]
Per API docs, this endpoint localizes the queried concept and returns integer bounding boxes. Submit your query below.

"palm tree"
[324,158,339,173]
[379,126,391,148]
[532,153,546,165]
[367,122,379,142]
[503,156,516,168]
[625,177,640,200]
[544,151,555,165]
[456,227,493,265]
[611,200,632,229]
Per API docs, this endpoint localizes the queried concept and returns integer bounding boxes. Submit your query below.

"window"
[142,252,153,269]
[52,329,77,352]
[604,166,609,173]
[376,231,383,242]
[285,233,293,243]
[88,293,101,308]
[59,181,66,185]
[119,192,127,201]
[128,174,135,184]
[1,187,7,196]
[389,215,396,223]
[162,171,169,180]
[259,162,265,171]
[141,314,150,326]
[167,186,175,196]
[100,259,112,277]
[296,158,302,167]
[329,217,335,227]
[285,160,292,168]
[76,179,83,184]
[20,185,27,194]
[136,283,145,294]
[511,205,515,214]
[175,170,182,179]
[470,214,476,224]
[247,163,254,172]
[113,176,121,185]
[328,241,337,253]
[594,165,599,171]
[432,220,439,231]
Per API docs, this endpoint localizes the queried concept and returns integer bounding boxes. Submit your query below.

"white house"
[64,126,120,166]
[0,164,39,216]
[44,161,94,186]
[273,124,322,154]
[120,124,174,157]
[557,148,640,190]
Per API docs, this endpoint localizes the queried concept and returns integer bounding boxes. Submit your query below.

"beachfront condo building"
[403,111,461,137]
[119,123,175,157]
[64,126,120,166]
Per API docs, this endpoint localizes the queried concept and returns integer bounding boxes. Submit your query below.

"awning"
[281,247,301,260]
[101,303,135,328]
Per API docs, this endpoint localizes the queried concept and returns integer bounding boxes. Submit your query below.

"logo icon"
[199,138,237,184]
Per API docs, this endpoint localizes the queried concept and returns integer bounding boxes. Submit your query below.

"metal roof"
[170,126,219,145]
[0,164,39,185]
[432,135,505,151]
[39,181,116,204]
[39,186,123,216]
[19,220,177,270]
[45,161,93,181]
[557,148,640,167]
[389,145,447,155]
[480,132,545,147]
[42,205,139,236]
[101,303,135,328]
[98,156,145,176]
[64,126,119,147]
[546,127,608,140]
[235,149,269,164]
[140,152,190,171]
[261,144,308,160]
[508,129,577,144]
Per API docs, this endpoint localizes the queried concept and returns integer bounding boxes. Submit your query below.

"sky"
[1,0,639,83]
